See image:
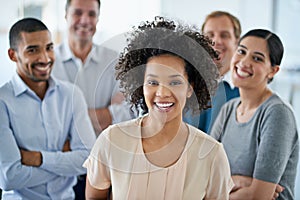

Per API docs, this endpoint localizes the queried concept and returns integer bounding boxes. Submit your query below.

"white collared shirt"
[52,41,135,124]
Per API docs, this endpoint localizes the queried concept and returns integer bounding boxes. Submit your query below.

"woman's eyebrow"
[239,44,265,57]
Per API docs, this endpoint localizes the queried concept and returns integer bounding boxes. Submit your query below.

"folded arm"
[230,176,284,200]
[20,139,70,167]
[39,87,96,176]
[88,108,112,135]
[231,105,297,200]
[0,102,58,190]
[88,91,134,135]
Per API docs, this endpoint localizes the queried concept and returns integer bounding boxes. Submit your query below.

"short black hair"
[9,17,49,50]
[116,16,220,115]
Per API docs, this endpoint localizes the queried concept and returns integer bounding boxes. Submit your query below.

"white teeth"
[77,26,90,32]
[156,102,173,108]
[35,66,50,71]
[237,68,250,78]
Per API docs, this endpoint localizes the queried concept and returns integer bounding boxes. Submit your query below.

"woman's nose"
[156,84,171,97]
[239,56,251,68]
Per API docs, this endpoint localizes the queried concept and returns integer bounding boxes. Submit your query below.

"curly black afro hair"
[116,16,220,115]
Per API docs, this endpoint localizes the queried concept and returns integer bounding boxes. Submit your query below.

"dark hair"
[202,10,242,39]
[239,29,284,83]
[65,0,101,11]
[116,16,219,115]
[9,18,49,50]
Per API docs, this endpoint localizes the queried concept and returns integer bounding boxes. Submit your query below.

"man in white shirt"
[52,0,134,136]
[51,0,134,198]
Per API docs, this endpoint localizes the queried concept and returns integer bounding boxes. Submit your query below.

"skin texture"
[231,37,278,91]
[8,31,54,99]
[65,0,99,61]
[203,15,239,76]
[141,54,192,168]
[143,54,192,125]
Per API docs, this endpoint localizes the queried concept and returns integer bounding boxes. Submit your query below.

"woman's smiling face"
[231,36,278,89]
[143,54,193,123]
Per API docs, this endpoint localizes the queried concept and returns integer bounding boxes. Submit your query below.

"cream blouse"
[83,117,233,200]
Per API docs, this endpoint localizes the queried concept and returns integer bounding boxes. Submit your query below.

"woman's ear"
[187,84,193,98]
[268,65,280,79]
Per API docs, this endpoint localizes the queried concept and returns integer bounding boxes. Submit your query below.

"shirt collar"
[222,71,235,89]
[60,40,75,62]
[61,40,98,65]
[12,74,58,97]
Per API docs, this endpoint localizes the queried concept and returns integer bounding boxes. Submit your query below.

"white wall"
[160,0,273,33]
[0,0,18,86]
[96,0,161,44]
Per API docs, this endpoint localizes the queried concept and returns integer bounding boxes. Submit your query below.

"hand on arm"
[88,108,112,135]
[20,149,42,167]
[231,175,253,192]
[110,92,125,104]
[87,92,125,135]
[62,139,71,152]
[273,185,284,200]
[230,177,283,200]
[20,138,71,167]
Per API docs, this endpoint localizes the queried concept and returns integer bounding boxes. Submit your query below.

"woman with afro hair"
[83,16,233,200]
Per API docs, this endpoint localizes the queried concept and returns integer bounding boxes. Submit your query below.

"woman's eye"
[170,80,182,86]
[147,80,159,86]
[253,56,263,62]
[237,49,245,55]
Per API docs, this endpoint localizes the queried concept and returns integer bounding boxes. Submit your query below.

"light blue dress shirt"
[0,74,96,200]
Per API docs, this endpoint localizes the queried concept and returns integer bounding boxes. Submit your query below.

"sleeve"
[40,86,96,176]
[83,129,112,190]
[253,104,298,183]
[0,101,57,190]
[210,103,228,140]
[205,143,234,200]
